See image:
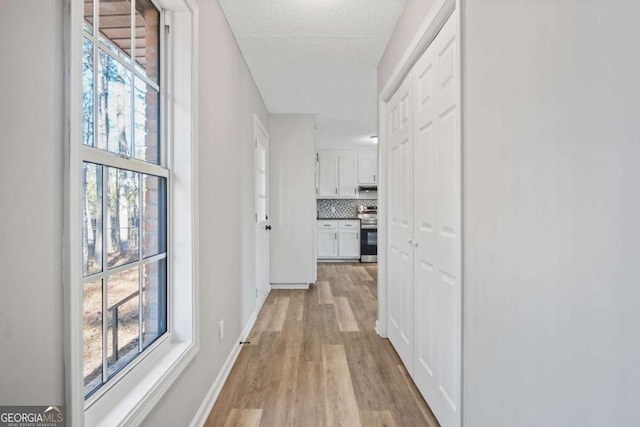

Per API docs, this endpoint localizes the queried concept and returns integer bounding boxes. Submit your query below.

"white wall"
[269,115,316,285]
[462,1,640,425]
[142,0,269,425]
[377,0,436,92]
[0,0,65,406]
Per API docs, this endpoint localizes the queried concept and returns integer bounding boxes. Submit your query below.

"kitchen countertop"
[317,217,360,221]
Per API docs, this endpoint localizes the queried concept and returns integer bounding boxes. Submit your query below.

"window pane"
[83,279,102,397]
[99,0,132,63]
[142,259,166,348]
[98,49,132,155]
[142,175,166,257]
[107,267,140,376]
[84,0,94,33]
[83,38,95,147]
[107,168,139,268]
[135,0,160,84]
[83,163,103,276]
[134,77,160,164]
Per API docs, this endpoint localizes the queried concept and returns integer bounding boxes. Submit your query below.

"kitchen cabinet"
[317,220,360,259]
[357,150,377,184]
[338,153,357,196]
[316,149,378,198]
[317,221,338,258]
[317,151,338,197]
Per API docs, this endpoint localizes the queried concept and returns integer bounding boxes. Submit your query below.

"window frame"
[64,0,200,425]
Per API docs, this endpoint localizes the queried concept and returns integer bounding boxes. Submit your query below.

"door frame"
[376,0,462,423]
[254,114,271,308]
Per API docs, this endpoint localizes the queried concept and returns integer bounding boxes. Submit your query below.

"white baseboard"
[270,283,310,290]
[188,291,269,427]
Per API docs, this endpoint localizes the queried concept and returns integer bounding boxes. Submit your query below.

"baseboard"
[270,283,310,290]
[188,291,269,427]
[317,259,360,263]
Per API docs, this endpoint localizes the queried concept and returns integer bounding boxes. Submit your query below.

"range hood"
[358,185,378,192]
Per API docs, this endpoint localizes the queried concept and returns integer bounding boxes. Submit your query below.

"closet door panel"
[434,13,462,427]
[386,76,414,373]
[412,40,440,407]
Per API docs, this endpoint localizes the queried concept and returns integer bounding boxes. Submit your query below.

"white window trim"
[63,0,200,425]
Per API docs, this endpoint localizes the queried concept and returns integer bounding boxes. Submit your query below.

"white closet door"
[387,76,414,373]
[412,13,461,427]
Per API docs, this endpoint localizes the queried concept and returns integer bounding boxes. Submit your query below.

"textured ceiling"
[218,0,406,148]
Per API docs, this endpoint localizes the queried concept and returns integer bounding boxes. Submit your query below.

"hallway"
[206,264,438,426]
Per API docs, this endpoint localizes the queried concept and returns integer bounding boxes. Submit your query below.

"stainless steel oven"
[358,205,377,263]
[360,224,377,262]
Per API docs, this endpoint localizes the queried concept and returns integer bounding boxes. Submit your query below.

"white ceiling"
[217,0,406,149]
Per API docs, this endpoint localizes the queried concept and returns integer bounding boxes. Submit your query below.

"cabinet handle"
[356,234,359,240]
[408,239,413,244]
[335,187,338,194]
[354,188,357,195]
[373,174,376,182]
[335,233,337,240]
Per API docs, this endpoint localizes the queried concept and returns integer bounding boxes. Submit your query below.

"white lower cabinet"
[318,220,360,260]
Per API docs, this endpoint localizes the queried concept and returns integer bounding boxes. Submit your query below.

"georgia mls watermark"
[0,406,64,427]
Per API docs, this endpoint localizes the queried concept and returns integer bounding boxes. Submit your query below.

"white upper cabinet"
[316,149,378,198]
[357,150,378,184]
[317,151,339,197]
[338,153,358,197]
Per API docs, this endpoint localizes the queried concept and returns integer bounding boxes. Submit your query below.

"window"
[81,0,168,399]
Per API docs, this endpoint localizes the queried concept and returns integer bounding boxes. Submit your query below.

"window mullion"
[130,0,136,159]
[81,146,169,178]
[138,172,144,353]
[101,164,108,386]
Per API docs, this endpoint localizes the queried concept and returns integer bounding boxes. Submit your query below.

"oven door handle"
[361,225,378,230]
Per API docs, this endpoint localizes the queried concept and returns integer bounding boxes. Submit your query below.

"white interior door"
[255,117,270,306]
[387,75,414,373]
[412,13,461,427]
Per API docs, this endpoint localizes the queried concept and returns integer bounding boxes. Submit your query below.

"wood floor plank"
[359,410,397,427]
[222,409,262,427]
[288,290,305,321]
[351,264,374,281]
[293,361,327,427]
[334,296,360,332]
[267,296,290,331]
[322,344,362,427]
[317,281,334,304]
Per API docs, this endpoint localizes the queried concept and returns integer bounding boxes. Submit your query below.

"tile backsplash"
[317,199,377,219]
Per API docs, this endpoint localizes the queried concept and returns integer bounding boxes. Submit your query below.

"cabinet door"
[358,150,378,184]
[318,229,338,258]
[338,154,357,197]
[318,152,338,197]
[338,229,360,258]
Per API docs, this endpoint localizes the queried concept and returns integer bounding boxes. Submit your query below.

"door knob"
[266,225,272,230]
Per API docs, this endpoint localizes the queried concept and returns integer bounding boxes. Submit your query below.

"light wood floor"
[205,263,439,427]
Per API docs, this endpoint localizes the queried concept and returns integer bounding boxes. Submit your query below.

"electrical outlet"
[219,320,224,342]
